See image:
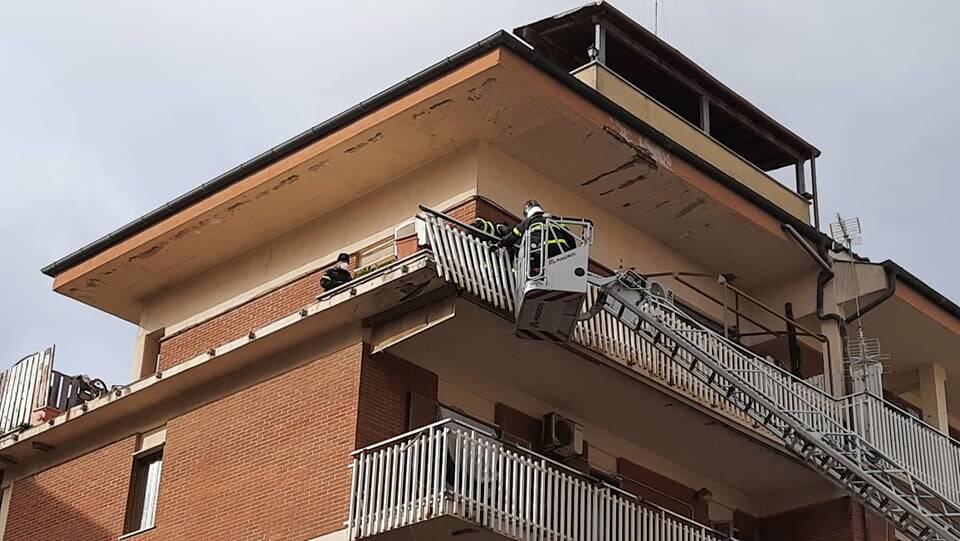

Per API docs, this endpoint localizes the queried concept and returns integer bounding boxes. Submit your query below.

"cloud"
[1,0,957,384]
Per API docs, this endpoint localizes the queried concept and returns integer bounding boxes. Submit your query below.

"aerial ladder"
[418,207,960,541]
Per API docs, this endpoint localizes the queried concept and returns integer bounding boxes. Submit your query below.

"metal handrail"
[417,208,960,519]
[348,418,738,541]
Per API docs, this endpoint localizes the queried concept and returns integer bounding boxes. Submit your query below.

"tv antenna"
[830,212,889,393]
[829,212,862,249]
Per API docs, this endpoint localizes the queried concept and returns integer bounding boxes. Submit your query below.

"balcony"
[394,209,960,510]
[0,345,109,438]
[348,419,737,541]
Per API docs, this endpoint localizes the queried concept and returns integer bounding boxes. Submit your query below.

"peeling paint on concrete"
[273,174,300,190]
[466,77,498,102]
[307,159,330,171]
[128,242,169,263]
[674,198,706,219]
[343,132,383,154]
[226,199,250,213]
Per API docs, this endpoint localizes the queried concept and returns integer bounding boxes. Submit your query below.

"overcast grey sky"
[2,1,958,385]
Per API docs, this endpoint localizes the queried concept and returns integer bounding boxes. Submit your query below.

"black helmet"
[523,199,544,218]
[336,252,350,264]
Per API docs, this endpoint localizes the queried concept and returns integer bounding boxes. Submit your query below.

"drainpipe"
[782,224,847,394]
[781,225,845,337]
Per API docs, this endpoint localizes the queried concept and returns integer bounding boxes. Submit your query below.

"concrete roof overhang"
[1,254,444,470]
[861,280,960,408]
[42,32,958,337]
[46,35,826,322]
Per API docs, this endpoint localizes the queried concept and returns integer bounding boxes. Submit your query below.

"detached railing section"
[0,346,110,436]
[348,420,736,541]
[0,346,55,435]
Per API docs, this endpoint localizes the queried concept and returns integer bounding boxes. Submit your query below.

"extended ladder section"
[593,271,960,541]
[418,207,960,541]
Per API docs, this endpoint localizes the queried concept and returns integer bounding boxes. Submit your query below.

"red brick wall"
[356,350,438,448]
[5,342,440,541]
[760,498,861,541]
[157,253,359,372]
[617,457,709,523]
[5,437,137,541]
[155,195,508,374]
[132,342,365,540]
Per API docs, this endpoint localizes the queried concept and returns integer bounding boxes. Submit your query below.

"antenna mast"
[830,212,889,395]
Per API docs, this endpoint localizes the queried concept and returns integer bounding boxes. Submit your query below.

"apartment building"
[1,3,958,540]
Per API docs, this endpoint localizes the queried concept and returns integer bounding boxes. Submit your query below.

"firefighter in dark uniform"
[320,253,353,291]
[496,200,576,274]
[473,217,512,240]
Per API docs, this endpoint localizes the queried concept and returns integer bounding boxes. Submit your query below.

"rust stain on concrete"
[674,198,706,219]
[580,127,660,187]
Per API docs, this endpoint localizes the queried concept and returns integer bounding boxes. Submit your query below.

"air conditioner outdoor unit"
[541,412,584,458]
[648,280,675,305]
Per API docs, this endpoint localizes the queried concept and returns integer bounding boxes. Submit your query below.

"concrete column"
[820,320,845,397]
[918,363,949,433]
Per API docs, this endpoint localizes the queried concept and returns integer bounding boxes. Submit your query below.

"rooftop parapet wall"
[574,64,811,223]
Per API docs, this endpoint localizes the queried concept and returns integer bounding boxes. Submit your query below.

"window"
[124,449,163,534]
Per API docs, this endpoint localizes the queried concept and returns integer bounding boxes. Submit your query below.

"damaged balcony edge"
[575,62,809,212]
[0,253,436,461]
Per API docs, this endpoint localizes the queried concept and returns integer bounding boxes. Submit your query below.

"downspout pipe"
[780,224,845,328]
[783,224,847,393]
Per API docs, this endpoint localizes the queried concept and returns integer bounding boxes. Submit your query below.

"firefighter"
[473,217,497,237]
[474,217,512,241]
[320,253,353,291]
[496,200,576,258]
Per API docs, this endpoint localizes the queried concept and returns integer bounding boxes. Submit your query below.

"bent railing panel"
[0,346,55,435]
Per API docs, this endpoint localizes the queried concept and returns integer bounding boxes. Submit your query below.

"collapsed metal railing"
[348,419,737,541]
[0,346,109,435]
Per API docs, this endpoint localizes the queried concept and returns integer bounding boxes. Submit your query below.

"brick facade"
[356,350,438,448]
[759,498,860,541]
[5,437,137,541]
[5,340,439,540]
[154,196,502,374]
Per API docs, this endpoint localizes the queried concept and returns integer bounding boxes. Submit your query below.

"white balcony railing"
[847,392,960,504]
[348,419,736,541]
[417,209,960,509]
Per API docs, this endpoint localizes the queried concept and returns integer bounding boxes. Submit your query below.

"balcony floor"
[387,298,830,508]
[361,515,508,541]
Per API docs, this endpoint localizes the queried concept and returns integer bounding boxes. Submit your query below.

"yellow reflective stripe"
[513,227,521,236]
[545,239,568,245]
